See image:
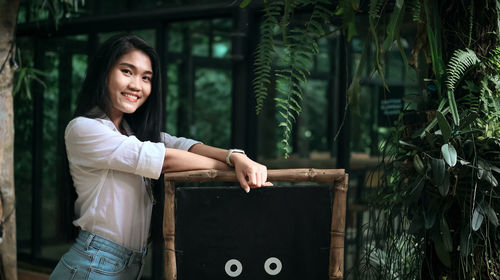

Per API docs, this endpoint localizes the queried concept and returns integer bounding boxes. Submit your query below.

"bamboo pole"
[163,181,177,280]
[329,173,348,280]
[163,168,345,183]
[163,169,348,280]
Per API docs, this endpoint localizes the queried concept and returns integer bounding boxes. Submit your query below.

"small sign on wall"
[378,86,404,127]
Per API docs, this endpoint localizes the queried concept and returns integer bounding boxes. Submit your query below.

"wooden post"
[163,181,177,280]
[163,169,348,280]
[329,174,348,280]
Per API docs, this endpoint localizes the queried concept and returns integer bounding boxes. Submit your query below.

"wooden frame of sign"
[163,168,348,280]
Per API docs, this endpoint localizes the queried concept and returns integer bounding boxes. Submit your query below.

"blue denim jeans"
[50,230,147,280]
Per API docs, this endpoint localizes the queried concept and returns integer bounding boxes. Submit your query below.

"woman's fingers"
[236,171,250,193]
[232,154,271,192]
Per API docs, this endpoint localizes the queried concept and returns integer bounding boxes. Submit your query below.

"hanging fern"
[253,0,334,156]
[274,0,334,156]
[407,0,423,23]
[484,46,500,73]
[446,48,480,94]
[254,0,283,115]
[369,0,386,22]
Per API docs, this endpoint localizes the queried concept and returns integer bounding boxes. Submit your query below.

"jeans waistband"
[75,230,147,266]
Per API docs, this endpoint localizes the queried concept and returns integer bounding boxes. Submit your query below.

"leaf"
[239,0,252,8]
[481,201,499,227]
[491,165,500,174]
[424,208,437,229]
[425,130,435,148]
[432,158,445,186]
[484,171,498,187]
[441,144,457,167]
[406,176,425,203]
[381,0,404,51]
[419,107,450,138]
[460,228,472,257]
[472,207,484,231]
[447,89,460,126]
[459,160,471,166]
[436,111,452,142]
[413,154,425,175]
[440,218,453,252]
[434,237,451,267]
[439,172,450,197]
[423,0,445,98]
[460,112,478,128]
[400,140,419,149]
[478,160,499,187]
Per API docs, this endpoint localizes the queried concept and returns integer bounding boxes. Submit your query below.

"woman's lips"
[122,92,140,102]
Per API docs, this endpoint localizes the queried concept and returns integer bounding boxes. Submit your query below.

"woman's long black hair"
[74,33,163,142]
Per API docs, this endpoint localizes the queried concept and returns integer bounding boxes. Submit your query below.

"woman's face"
[107,49,153,118]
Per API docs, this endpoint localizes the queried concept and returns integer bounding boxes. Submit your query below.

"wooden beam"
[163,168,346,183]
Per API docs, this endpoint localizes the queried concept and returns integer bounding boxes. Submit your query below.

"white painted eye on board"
[264,257,282,275]
[225,259,243,277]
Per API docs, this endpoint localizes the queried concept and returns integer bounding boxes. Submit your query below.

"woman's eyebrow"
[118,62,153,75]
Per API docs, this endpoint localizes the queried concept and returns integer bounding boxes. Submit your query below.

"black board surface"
[174,185,332,280]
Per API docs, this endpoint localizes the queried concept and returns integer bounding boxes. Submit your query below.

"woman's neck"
[109,110,124,132]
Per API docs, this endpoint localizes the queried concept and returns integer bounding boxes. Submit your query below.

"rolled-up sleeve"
[161,132,200,151]
[65,118,166,179]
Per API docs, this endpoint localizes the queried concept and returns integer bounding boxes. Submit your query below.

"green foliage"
[445,49,480,125]
[362,46,500,279]
[30,0,85,26]
[422,0,445,99]
[13,48,48,98]
[253,0,282,115]
[253,0,334,156]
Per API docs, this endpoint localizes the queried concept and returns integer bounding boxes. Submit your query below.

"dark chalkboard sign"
[174,186,333,280]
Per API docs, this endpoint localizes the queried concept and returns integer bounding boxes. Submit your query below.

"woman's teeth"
[123,93,139,101]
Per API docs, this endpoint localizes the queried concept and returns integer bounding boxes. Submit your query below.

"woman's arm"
[162,148,230,173]
[188,143,272,193]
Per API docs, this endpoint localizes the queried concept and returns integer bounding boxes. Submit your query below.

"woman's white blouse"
[65,116,199,250]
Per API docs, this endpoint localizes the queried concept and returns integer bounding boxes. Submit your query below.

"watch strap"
[226,149,245,167]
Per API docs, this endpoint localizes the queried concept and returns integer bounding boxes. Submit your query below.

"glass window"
[193,68,232,148]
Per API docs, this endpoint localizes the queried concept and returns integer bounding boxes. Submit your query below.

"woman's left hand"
[231,153,273,193]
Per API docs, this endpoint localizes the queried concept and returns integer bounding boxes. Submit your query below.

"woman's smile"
[122,92,141,102]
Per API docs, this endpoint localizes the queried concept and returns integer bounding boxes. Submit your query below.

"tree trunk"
[0,0,20,279]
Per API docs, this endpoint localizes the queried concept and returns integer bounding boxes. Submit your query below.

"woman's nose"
[128,77,141,91]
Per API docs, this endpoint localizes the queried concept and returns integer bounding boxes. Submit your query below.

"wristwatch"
[226,149,245,167]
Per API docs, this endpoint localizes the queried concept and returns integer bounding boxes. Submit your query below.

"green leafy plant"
[248,0,334,156]
[361,47,500,280]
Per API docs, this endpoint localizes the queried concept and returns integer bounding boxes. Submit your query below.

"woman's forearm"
[188,143,271,192]
[188,143,247,166]
[162,147,230,173]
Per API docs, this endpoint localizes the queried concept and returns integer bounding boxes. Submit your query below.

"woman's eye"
[143,76,152,82]
[121,69,132,75]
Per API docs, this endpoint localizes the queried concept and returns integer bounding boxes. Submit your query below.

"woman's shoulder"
[65,117,115,137]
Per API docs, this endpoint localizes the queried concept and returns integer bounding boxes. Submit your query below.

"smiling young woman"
[49,34,271,280]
